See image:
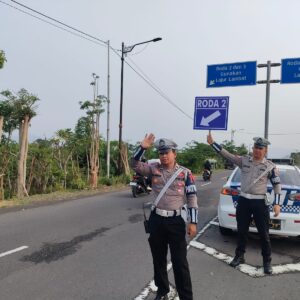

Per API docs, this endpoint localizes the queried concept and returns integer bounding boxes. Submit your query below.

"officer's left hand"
[273,204,280,217]
[187,223,197,237]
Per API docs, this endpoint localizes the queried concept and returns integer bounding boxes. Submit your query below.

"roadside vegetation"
[1,49,298,206]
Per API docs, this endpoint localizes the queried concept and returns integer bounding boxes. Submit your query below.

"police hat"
[253,137,270,148]
[154,138,177,152]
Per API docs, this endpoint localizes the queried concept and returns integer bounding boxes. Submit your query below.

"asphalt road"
[0,170,299,300]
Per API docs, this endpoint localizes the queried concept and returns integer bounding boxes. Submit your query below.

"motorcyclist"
[203,160,212,179]
[204,160,212,171]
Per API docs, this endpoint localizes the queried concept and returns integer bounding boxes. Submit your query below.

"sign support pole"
[257,61,280,140]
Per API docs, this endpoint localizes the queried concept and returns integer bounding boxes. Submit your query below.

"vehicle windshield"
[231,167,300,186]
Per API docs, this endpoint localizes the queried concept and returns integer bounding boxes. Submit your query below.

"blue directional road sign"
[207,61,257,88]
[281,58,300,84]
[193,96,229,130]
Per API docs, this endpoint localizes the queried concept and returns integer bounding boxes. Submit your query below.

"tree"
[1,89,39,198]
[52,129,75,190]
[0,99,13,143]
[79,95,106,188]
[177,141,217,173]
[26,139,54,194]
[0,50,6,69]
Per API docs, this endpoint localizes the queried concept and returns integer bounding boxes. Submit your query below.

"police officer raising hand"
[141,133,155,149]
[207,131,281,275]
[131,135,198,300]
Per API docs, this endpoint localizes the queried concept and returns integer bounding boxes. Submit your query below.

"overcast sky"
[1,0,300,157]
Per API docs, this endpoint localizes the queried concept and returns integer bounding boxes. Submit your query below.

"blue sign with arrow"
[281,58,300,84]
[193,96,229,130]
[207,61,257,88]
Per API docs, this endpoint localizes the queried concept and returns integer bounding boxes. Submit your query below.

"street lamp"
[118,37,162,174]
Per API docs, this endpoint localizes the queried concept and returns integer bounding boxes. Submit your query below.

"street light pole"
[118,37,162,174]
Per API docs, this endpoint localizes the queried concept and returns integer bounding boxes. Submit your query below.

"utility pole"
[257,61,280,139]
[106,40,111,178]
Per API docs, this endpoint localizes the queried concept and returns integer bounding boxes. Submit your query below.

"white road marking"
[200,182,211,187]
[0,246,28,258]
[135,212,300,298]
[221,176,228,180]
[190,218,300,277]
[134,262,173,300]
[134,218,217,300]
[209,221,219,226]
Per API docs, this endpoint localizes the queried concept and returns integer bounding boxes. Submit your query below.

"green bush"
[69,178,87,190]
[99,177,113,186]
[111,174,131,185]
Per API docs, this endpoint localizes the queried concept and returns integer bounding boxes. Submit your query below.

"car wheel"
[219,226,233,236]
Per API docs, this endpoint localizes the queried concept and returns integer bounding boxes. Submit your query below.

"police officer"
[207,132,281,274]
[131,133,198,300]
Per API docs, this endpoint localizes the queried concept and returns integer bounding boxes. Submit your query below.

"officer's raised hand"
[141,133,155,149]
[207,131,214,145]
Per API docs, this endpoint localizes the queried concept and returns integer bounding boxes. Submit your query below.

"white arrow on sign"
[200,110,221,126]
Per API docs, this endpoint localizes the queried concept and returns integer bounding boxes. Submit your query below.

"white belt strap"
[153,167,184,207]
[152,207,181,217]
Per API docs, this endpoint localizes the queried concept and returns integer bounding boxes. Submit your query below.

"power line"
[0,0,106,48]
[127,56,193,119]
[10,0,108,45]
[127,43,149,56]
[3,0,193,120]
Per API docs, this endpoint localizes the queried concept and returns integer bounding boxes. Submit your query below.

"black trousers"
[148,212,193,300]
[235,196,271,261]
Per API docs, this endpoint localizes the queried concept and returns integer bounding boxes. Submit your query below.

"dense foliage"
[1,87,296,200]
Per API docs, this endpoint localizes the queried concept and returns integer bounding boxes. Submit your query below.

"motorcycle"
[129,174,152,198]
[202,169,212,181]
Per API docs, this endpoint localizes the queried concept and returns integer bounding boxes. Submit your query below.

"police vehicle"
[218,162,300,236]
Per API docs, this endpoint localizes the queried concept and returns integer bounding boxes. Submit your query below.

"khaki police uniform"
[211,137,281,266]
[131,138,198,300]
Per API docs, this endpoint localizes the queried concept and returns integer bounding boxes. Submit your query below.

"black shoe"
[154,293,168,300]
[229,255,245,267]
[263,261,273,274]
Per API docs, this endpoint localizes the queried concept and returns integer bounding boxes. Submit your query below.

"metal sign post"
[257,61,280,139]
